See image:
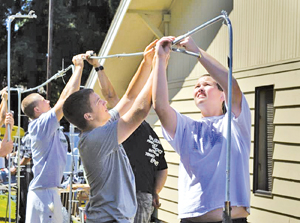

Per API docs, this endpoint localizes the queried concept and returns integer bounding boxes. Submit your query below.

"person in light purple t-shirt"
[21,53,85,223]
[152,36,251,223]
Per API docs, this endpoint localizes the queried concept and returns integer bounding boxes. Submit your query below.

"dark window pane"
[254,85,274,194]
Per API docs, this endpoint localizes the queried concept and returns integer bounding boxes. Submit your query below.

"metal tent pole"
[221,10,233,223]
[89,14,227,61]
[6,12,37,222]
[67,65,76,223]
[7,16,13,223]
[23,65,73,94]
[172,14,225,45]
[16,89,22,223]
[68,124,75,222]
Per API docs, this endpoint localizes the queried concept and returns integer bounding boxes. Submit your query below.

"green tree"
[0,0,120,130]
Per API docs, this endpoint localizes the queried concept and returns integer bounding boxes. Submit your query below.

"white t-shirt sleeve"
[232,95,251,141]
[32,109,59,144]
[162,110,193,155]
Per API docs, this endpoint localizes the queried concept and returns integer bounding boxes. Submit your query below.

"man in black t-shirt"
[122,121,168,222]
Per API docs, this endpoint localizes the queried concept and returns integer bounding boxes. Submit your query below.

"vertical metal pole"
[7,19,12,139]
[222,10,233,223]
[68,65,75,222]
[68,124,75,222]
[16,89,22,223]
[7,17,13,223]
[46,0,54,100]
[6,12,36,223]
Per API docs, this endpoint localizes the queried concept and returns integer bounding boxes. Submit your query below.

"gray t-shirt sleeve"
[85,116,119,158]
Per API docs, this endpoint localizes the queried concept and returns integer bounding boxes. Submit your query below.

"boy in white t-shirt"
[152,36,251,223]
[21,54,85,223]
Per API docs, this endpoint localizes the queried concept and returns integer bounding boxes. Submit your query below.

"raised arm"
[117,39,175,144]
[117,41,156,115]
[116,69,153,144]
[0,88,8,126]
[0,113,14,157]
[152,37,177,139]
[96,68,119,108]
[85,51,120,108]
[54,54,84,121]
[178,37,242,117]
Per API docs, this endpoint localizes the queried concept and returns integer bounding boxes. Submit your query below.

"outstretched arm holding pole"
[0,113,14,157]
[53,54,85,121]
[177,37,242,117]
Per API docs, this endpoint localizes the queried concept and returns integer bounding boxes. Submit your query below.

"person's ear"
[84,113,93,121]
[33,106,39,114]
[220,92,225,102]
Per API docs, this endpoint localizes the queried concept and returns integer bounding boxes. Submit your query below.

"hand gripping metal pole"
[7,11,37,223]
[171,14,226,45]
[89,14,228,61]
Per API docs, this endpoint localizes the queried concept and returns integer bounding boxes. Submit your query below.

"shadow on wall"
[168,0,233,86]
[148,0,233,125]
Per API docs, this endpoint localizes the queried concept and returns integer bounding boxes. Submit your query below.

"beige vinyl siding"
[273,144,300,162]
[232,0,300,69]
[231,64,300,222]
[249,208,300,223]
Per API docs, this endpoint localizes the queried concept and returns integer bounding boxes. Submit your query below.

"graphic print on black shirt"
[122,121,168,193]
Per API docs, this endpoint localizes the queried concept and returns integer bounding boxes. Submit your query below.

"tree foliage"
[0,0,120,130]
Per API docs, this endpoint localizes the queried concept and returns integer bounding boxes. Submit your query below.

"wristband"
[95,65,104,72]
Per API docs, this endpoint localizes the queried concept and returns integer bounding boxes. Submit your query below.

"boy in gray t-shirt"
[63,42,167,222]
[79,109,136,222]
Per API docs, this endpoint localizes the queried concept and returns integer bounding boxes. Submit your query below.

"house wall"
[148,0,300,222]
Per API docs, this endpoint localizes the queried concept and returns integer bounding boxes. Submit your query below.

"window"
[253,85,274,195]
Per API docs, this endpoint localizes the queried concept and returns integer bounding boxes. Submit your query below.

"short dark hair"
[63,88,94,130]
